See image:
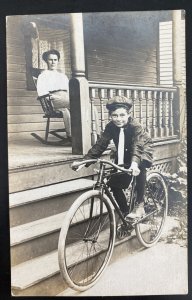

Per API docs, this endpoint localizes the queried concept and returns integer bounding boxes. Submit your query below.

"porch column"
[172,10,185,138]
[69,13,91,154]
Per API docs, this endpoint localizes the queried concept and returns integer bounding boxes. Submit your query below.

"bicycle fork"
[83,195,105,243]
[83,165,107,242]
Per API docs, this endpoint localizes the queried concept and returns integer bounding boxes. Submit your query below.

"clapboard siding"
[7,64,26,73]
[8,115,61,124]
[181,22,186,84]
[84,12,159,86]
[8,106,43,115]
[7,13,180,139]
[7,48,25,58]
[6,37,24,47]
[7,15,73,139]
[7,54,26,65]
[9,122,64,133]
[159,20,186,86]
[86,47,157,85]
[6,16,66,139]
[7,72,26,81]
[7,80,27,90]
[8,89,37,97]
[8,97,39,106]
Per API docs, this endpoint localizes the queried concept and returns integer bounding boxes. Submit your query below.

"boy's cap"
[106,96,132,111]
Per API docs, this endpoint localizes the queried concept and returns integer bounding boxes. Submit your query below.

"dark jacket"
[85,117,153,168]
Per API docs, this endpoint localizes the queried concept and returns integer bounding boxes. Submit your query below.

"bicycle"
[58,159,168,291]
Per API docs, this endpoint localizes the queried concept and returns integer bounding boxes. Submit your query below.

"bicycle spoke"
[58,191,115,290]
[135,173,168,247]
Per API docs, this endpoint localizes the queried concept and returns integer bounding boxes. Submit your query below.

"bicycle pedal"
[125,216,136,223]
[116,224,133,240]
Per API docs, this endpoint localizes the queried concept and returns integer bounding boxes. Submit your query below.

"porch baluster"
[138,90,144,126]
[145,91,150,133]
[158,91,163,137]
[107,88,114,99]
[152,91,157,138]
[116,89,122,96]
[124,89,132,100]
[89,82,177,142]
[98,88,105,132]
[169,92,174,136]
[90,88,97,144]
[164,92,169,137]
[132,90,136,118]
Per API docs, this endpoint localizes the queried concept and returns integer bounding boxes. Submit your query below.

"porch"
[8,11,185,296]
[8,78,181,193]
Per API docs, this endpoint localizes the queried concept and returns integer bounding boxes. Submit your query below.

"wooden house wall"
[159,20,185,86]
[83,12,168,86]
[7,12,174,140]
[7,16,70,141]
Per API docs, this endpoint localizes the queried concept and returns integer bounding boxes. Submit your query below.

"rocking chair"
[31,76,68,145]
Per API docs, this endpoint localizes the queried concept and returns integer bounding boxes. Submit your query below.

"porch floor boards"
[8,134,81,170]
[8,133,179,170]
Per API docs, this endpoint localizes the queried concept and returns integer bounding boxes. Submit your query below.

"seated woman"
[37,49,71,144]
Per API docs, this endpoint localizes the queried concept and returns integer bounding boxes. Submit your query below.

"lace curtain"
[23,21,71,89]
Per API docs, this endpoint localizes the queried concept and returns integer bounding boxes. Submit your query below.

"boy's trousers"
[108,166,146,214]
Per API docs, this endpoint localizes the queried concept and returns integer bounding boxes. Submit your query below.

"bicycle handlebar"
[71,158,132,175]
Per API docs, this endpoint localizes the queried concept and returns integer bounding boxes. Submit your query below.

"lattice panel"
[150,161,173,173]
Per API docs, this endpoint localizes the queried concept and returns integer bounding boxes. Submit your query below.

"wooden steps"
[10,162,177,296]
[11,212,66,246]
[10,179,95,265]
[8,157,97,193]
[10,172,144,296]
[9,179,95,226]
[11,212,65,266]
[11,230,142,296]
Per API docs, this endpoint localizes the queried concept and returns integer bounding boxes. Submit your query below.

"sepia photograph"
[6,9,188,296]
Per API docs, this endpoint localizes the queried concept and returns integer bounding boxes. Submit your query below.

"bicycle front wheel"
[58,190,115,291]
[136,172,168,248]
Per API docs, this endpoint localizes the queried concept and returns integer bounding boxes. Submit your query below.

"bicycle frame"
[91,160,160,228]
[58,159,168,291]
[92,161,137,227]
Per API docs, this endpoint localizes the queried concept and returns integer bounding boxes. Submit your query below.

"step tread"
[9,178,95,208]
[11,231,136,290]
[10,189,101,246]
[11,217,177,291]
[12,250,58,290]
[10,212,66,246]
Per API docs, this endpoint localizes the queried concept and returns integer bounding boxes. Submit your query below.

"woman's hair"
[106,96,132,115]
[42,49,60,62]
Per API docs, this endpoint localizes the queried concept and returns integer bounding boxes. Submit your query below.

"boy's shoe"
[122,211,129,218]
[126,203,145,219]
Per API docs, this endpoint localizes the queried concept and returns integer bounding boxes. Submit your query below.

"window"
[23,21,71,90]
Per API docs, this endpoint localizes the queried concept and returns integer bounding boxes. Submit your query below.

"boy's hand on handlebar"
[71,161,86,172]
[128,162,140,176]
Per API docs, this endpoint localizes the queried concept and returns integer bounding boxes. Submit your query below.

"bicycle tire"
[135,172,168,248]
[58,190,116,291]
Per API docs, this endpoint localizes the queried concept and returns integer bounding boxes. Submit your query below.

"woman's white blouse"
[37,70,69,96]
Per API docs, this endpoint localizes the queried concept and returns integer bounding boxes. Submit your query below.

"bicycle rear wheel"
[136,172,168,247]
[58,190,115,291]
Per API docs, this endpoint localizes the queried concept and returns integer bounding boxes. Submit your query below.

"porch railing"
[89,81,178,144]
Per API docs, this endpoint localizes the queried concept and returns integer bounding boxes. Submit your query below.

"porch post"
[69,13,91,154]
[172,10,185,138]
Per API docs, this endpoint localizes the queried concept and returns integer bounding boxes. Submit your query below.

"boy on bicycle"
[72,96,153,219]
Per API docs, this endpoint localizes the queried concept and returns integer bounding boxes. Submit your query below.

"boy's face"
[110,107,130,127]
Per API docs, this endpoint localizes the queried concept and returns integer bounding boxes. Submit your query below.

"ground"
[58,217,188,297]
